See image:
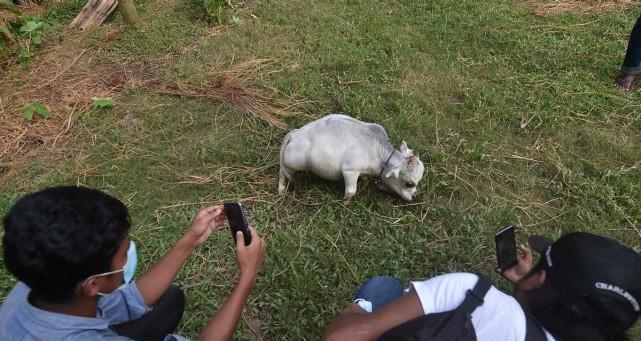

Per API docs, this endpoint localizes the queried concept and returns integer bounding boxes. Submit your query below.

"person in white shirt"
[322,232,641,341]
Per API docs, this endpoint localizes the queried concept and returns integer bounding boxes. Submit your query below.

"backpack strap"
[457,273,492,314]
[524,315,548,341]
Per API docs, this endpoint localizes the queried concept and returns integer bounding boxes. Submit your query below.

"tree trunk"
[117,0,139,25]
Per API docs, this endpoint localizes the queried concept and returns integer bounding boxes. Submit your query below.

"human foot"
[615,74,636,91]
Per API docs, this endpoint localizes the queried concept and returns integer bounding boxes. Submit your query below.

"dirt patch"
[525,0,637,15]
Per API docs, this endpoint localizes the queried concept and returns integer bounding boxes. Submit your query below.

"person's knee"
[162,285,186,313]
[363,276,403,290]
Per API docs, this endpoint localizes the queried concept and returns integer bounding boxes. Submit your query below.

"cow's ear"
[400,141,409,154]
[385,167,400,179]
[400,141,413,155]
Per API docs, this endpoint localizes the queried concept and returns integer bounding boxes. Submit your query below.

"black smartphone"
[495,225,517,271]
[224,201,252,246]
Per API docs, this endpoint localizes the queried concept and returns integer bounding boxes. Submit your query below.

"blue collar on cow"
[379,151,395,179]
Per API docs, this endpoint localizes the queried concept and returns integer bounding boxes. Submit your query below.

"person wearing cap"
[0,186,267,341]
[322,232,641,341]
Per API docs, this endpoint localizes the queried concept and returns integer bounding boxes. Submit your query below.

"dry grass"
[0,45,136,166]
[0,48,303,172]
[1,10,19,28]
[526,0,638,15]
[145,59,306,129]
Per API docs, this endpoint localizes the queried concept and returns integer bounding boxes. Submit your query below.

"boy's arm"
[137,205,226,306]
[321,291,424,341]
[198,227,266,341]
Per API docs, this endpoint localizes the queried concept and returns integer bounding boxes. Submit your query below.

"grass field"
[2,0,641,339]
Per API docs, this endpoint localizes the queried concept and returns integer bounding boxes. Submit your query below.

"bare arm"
[137,205,226,306]
[321,291,424,341]
[199,227,266,341]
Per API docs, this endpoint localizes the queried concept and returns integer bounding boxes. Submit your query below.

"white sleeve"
[410,272,480,315]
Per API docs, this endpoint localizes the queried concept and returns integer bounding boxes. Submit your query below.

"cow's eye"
[405,182,415,188]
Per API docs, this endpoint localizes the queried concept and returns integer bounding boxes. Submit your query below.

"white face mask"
[123,241,137,285]
[83,267,124,297]
[83,241,137,296]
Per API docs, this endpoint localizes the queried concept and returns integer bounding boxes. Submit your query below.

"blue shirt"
[0,282,190,341]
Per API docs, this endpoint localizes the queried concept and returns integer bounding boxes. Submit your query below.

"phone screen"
[224,202,251,246]
[495,225,517,271]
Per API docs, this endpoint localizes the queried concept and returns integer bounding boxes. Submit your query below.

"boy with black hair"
[322,232,641,341]
[0,186,266,341]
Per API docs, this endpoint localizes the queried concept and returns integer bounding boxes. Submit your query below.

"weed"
[23,100,51,120]
[92,97,115,108]
[203,0,231,25]
[1,12,49,66]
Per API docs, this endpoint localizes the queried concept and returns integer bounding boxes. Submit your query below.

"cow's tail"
[278,131,296,193]
[279,131,293,167]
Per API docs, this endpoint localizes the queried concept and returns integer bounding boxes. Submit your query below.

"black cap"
[528,232,641,327]
[528,235,554,253]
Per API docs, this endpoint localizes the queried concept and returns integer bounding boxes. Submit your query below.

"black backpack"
[379,275,548,341]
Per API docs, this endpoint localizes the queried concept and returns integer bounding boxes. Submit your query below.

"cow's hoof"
[278,183,294,194]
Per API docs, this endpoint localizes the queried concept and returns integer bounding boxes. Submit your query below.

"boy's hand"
[236,226,266,281]
[185,205,227,247]
[496,244,534,284]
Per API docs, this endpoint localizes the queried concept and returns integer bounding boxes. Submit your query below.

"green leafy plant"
[16,17,46,64]
[92,97,115,108]
[203,0,232,25]
[1,0,50,65]
[24,100,52,121]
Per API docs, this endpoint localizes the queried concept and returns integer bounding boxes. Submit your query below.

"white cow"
[278,114,425,201]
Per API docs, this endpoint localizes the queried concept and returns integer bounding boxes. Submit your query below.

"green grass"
[2,0,641,339]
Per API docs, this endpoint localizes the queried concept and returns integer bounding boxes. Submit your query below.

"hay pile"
[146,59,305,129]
[526,0,638,15]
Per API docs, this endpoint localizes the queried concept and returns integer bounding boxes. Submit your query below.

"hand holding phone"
[495,225,517,272]
[224,201,252,246]
[186,205,226,247]
[235,226,266,281]
[499,244,534,285]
